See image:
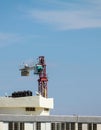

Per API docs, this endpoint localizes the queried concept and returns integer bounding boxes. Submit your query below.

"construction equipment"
[19,56,48,98]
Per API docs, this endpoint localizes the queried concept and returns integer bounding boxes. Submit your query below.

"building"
[0,114,101,130]
[0,94,54,130]
[0,56,101,130]
[0,94,53,115]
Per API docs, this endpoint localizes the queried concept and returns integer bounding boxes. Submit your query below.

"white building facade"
[0,94,101,130]
[0,95,53,115]
[0,90,101,130]
[0,115,101,130]
[0,94,54,130]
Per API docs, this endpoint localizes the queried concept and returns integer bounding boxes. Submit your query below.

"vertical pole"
[75,123,78,130]
[69,123,71,130]
[92,123,93,130]
[64,123,66,130]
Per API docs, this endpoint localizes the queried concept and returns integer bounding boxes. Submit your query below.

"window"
[66,123,69,130]
[51,123,55,130]
[36,122,41,130]
[78,123,82,130]
[20,123,24,130]
[93,124,97,130]
[9,122,24,130]
[44,108,49,111]
[57,123,60,130]
[25,107,35,111]
[88,124,92,130]
[9,122,13,130]
[14,123,18,130]
[71,123,75,130]
[61,123,66,130]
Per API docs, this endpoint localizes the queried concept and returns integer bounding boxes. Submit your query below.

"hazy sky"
[0,0,101,115]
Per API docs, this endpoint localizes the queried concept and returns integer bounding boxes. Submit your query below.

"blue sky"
[0,0,101,115]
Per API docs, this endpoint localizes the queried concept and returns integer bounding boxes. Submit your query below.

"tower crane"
[19,56,48,98]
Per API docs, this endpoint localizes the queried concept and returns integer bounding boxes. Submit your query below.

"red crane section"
[37,56,48,98]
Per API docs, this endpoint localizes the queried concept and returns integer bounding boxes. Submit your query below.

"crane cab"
[34,64,43,74]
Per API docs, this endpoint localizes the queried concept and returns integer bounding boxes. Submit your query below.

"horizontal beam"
[0,114,101,123]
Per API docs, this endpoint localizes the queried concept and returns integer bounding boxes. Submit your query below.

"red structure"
[37,56,48,98]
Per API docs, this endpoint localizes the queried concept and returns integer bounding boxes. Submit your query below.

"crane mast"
[20,56,48,98]
[37,56,48,98]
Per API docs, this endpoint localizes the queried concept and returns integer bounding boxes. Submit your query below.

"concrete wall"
[0,95,53,115]
[3,123,8,130]
[0,107,50,115]
[24,122,51,130]
[0,122,8,130]
[0,122,3,130]
[25,123,33,130]
[82,124,87,130]
[0,96,53,108]
[46,123,51,130]
[97,124,101,130]
[75,123,78,130]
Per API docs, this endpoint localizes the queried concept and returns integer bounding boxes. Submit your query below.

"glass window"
[61,123,66,130]
[36,122,41,130]
[78,123,82,130]
[9,122,13,130]
[57,123,60,130]
[51,123,55,130]
[44,108,49,111]
[93,124,97,130]
[66,123,69,130]
[71,123,75,130]
[88,123,92,130]
[25,107,35,111]
[20,123,24,130]
[14,123,18,130]
[8,122,24,130]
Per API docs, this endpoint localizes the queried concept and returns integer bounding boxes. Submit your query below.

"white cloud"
[0,33,41,47]
[0,33,23,47]
[29,1,101,30]
[0,33,17,41]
